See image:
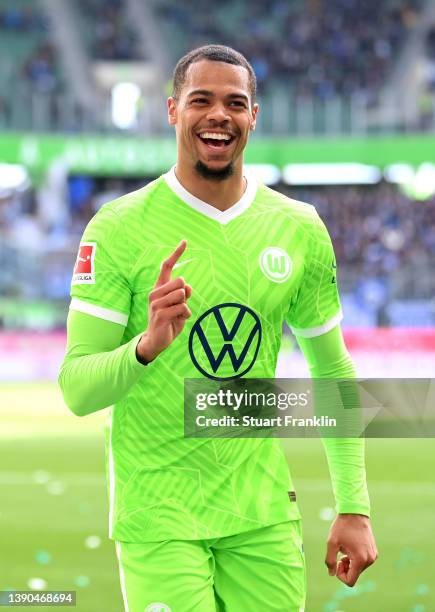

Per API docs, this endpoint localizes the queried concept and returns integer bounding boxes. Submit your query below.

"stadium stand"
[153,0,423,99]
[0,0,63,128]
[287,184,435,308]
[0,180,434,327]
[0,1,433,330]
[0,0,427,133]
[420,21,435,126]
[76,0,141,61]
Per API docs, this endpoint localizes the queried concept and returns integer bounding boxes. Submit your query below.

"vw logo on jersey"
[259,247,292,283]
[189,303,262,380]
[144,604,171,612]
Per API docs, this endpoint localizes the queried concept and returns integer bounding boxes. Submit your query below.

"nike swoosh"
[173,258,195,270]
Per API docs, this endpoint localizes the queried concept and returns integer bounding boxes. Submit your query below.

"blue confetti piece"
[395,548,425,570]
[335,583,360,599]
[35,550,52,565]
[415,584,429,596]
[364,580,377,593]
[334,579,377,600]
[74,576,90,588]
[78,502,91,515]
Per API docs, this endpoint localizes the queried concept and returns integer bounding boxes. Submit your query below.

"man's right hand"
[136,240,192,364]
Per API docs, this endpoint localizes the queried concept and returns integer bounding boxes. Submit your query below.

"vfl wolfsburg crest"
[259,247,292,283]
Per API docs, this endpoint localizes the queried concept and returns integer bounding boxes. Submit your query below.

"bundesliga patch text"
[72,242,96,284]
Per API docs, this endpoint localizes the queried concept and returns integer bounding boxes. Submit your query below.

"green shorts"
[115,520,306,612]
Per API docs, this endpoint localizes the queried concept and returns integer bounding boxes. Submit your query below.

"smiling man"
[59,45,377,612]
[168,51,257,205]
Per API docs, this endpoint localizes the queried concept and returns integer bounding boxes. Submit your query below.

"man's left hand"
[325,513,378,586]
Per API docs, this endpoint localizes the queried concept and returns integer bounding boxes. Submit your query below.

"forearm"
[58,310,146,417]
[297,328,370,517]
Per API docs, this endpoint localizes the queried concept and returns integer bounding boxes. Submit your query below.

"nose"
[206,102,230,123]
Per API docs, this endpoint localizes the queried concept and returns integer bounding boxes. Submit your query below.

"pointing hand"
[136,240,193,363]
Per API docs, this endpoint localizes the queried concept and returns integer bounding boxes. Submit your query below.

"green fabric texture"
[116,520,306,612]
[297,326,370,517]
[59,171,369,542]
[60,312,370,519]
[59,310,145,416]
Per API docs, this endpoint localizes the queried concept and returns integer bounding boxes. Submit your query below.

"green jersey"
[69,168,343,542]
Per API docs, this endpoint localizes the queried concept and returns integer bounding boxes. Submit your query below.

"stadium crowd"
[287,184,435,303]
[0,4,45,31]
[425,25,435,94]
[0,2,61,100]
[78,0,141,61]
[155,0,422,100]
[0,180,434,314]
[0,0,428,133]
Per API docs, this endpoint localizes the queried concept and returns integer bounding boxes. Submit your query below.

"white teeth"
[199,132,232,141]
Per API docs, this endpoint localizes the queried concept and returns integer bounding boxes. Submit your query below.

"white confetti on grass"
[27,578,47,590]
[46,481,66,495]
[85,535,101,549]
[32,470,50,484]
[319,506,336,521]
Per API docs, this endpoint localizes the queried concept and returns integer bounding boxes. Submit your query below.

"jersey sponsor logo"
[189,303,262,380]
[259,247,292,283]
[72,242,96,284]
[144,604,171,612]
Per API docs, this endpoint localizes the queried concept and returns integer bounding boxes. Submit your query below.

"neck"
[174,159,246,211]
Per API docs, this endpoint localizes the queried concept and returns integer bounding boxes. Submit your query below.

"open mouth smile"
[196,131,236,151]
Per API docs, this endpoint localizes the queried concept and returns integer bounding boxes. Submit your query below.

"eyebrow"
[187,89,249,102]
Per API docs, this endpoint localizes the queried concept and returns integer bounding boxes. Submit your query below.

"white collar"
[163,165,257,225]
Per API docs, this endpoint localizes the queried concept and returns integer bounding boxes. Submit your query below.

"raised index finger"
[155,240,187,288]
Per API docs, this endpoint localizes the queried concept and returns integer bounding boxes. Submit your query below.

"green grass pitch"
[0,383,434,611]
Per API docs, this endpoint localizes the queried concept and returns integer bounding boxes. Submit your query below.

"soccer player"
[59,45,377,612]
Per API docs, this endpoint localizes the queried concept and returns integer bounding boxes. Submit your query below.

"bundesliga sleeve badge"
[72,242,96,284]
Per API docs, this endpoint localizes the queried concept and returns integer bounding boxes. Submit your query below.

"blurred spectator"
[0,2,63,129]
[0,0,427,133]
[155,0,422,100]
[1,179,434,314]
[0,5,46,32]
[78,0,141,61]
[92,179,123,212]
[1,187,52,243]
[0,95,10,126]
[283,182,435,302]
[22,43,60,94]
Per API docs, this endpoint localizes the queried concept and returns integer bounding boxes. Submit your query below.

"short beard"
[195,160,234,182]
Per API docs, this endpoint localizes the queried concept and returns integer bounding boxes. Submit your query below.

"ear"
[168,97,177,125]
[250,103,259,131]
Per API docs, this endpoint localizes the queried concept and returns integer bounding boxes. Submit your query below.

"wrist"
[337,513,370,520]
[135,333,158,365]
